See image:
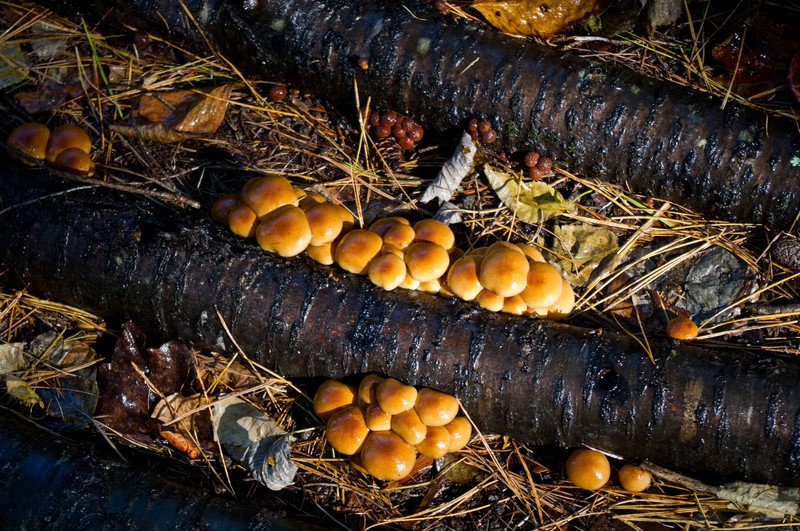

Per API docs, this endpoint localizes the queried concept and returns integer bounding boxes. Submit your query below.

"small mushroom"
[357,374,384,407]
[53,147,95,176]
[210,194,241,225]
[502,294,528,315]
[45,124,91,165]
[565,448,611,491]
[405,242,450,282]
[618,464,651,492]
[360,430,417,481]
[444,417,472,452]
[325,405,369,455]
[313,379,357,420]
[369,216,410,238]
[255,205,313,257]
[479,246,530,297]
[519,261,563,308]
[335,229,383,274]
[476,288,504,312]
[415,388,459,427]
[240,175,298,218]
[391,408,428,445]
[227,204,259,238]
[368,252,408,291]
[376,377,418,415]
[546,279,575,320]
[413,219,455,251]
[7,122,50,164]
[666,316,698,341]
[364,404,392,431]
[383,223,416,250]
[415,425,451,459]
[303,202,344,246]
[306,241,337,265]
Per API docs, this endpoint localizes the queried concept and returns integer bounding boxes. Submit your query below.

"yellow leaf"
[472,0,600,38]
[484,164,572,223]
[5,375,44,408]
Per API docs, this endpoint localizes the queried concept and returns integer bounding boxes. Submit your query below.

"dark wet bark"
[0,412,323,530]
[64,0,800,229]
[1,166,799,487]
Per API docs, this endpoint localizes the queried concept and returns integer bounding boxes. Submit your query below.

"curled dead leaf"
[484,164,572,223]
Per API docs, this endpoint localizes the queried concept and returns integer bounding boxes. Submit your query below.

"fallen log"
[1,165,799,487]
[65,0,800,229]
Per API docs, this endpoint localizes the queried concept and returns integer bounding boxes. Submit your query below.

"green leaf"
[484,164,573,223]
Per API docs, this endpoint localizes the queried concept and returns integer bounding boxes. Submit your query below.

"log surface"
[1,167,799,486]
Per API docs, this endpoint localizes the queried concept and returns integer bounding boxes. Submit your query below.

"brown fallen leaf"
[472,0,601,38]
[160,429,202,459]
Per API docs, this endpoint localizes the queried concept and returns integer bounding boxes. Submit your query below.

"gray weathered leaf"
[0,343,27,375]
[420,133,478,204]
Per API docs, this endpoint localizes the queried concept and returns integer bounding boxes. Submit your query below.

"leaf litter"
[0,1,799,529]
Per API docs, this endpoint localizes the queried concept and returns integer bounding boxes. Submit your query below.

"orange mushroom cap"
[325,405,369,455]
[255,205,312,257]
[240,175,298,218]
[335,229,383,274]
[415,425,451,459]
[618,464,652,492]
[415,388,459,427]
[45,124,91,165]
[303,202,344,246]
[376,377,417,415]
[210,194,241,225]
[447,255,485,301]
[517,244,545,262]
[306,241,337,265]
[364,404,392,431]
[444,417,472,452]
[360,431,417,481]
[666,316,698,341]
[565,448,611,490]
[519,261,563,308]
[227,204,259,238]
[391,408,428,445]
[546,279,575,320]
[383,223,416,250]
[476,289,504,312]
[313,379,357,420]
[405,242,450,282]
[413,219,455,250]
[7,123,50,164]
[368,253,408,291]
[53,147,95,176]
[358,374,384,407]
[369,216,410,238]
[502,294,528,315]
[479,247,530,297]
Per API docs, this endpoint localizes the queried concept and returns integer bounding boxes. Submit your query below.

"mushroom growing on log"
[59,0,800,229]
[1,167,798,487]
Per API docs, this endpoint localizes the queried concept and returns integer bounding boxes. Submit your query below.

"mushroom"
[415,425,451,459]
[517,244,545,263]
[414,388,459,427]
[369,216,410,238]
[546,279,575,320]
[7,122,50,164]
[444,417,472,452]
[519,261,564,308]
[446,255,484,301]
[382,223,416,250]
[313,379,357,420]
[255,205,312,257]
[325,405,369,455]
[368,253,408,291]
[476,289,504,312]
[303,202,344,246]
[413,219,455,251]
[227,204,259,238]
[376,377,417,415]
[335,205,355,233]
[53,147,95,176]
[335,229,383,274]
[240,175,298,218]
[364,404,392,431]
[357,374,384,407]
[565,448,611,490]
[391,408,428,445]
[306,241,337,265]
[618,464,652,492]
[360,430,418,481]
[405,242,450,282]
[478,245,530,297]
[399,272,421,291]
[210,194,241,225]
[666,316,698,341]
[502,294,528,315]
[45,124,91,165]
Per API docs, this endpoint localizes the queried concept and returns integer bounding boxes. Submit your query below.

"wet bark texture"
[0,413,323,530]
[72,0,800,229]
[1,166,799,487]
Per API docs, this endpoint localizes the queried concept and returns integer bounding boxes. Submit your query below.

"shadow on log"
[59,0,800,229]
[1,165,799,486]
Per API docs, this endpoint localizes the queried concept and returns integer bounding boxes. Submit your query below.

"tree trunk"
[1,167,799,486]
[64,0,800,229]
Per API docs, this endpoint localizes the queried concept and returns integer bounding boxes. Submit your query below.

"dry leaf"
[5,375,43,408]
[484,164,572,223]
[160,430,202,459]
[0,343,27,375]
[472,0,600,38]
[420,132,478,205]
[152,393,211,433]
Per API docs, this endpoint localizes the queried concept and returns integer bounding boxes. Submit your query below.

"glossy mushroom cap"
[413,219,455,250]
[376,377,418,415]
[479,246,530,297]
[210,194,240,225]
[502,295,528,315]
[336,205,355,233]
[227,204,259,238]
[415,388,459,427]
[325,405,369,455]
[517,244,545,263]
[306,241,337,265]
[382,223,416,250]
[303,202,344,246]
[519,261,563,308]
[8,123,50,164]
[444,417,472,452]
[546,279,575,320]
[368,253,408,291]
[405,242,450,282]
[53,147,95,176]
[618,464,652,492]
[369,216,410,238]
[666,316,698,340]
[357,374,384,407]
[415,425,451,459]
[335,229,383,274]
[240,175,298,218]
[391,408,428,445]
[360,431,418,481]
[565,448,611,490]
[446,255,484,301]
[364,404,392,431]
[45,124,91,165]
[476,289,504,312]
[313,379,356,420]
[255,205,312,257]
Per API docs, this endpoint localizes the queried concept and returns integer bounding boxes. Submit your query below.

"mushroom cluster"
[367,110,424,150]
[211,175,575,319]
[565,448,652,493]
[313,376,472,481]
[7,122,95,176]
[523,151,554,180]
[466,118,497,144]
